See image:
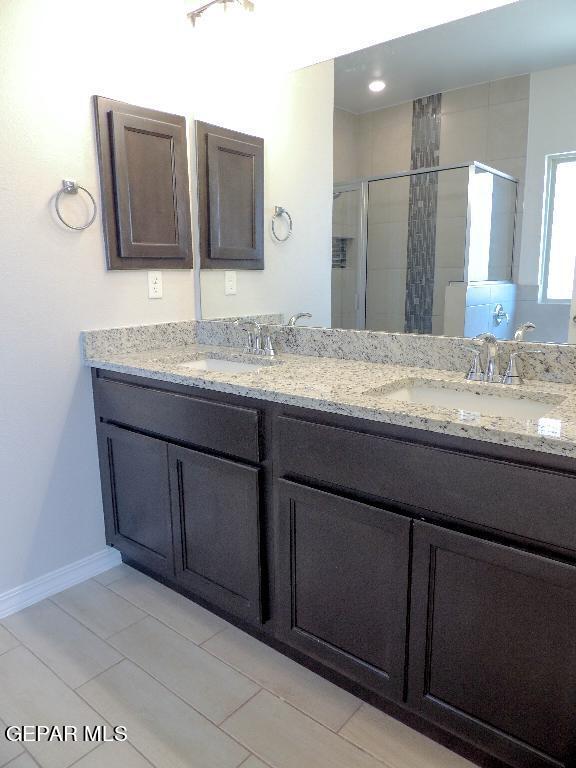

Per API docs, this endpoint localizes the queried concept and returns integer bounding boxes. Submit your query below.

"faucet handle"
[262,331,276,357]
[464,346,484,381]
[501,348,544,385]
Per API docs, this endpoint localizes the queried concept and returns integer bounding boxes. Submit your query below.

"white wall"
[198,62,334,327]
[0,0,198,595]
[517,63,576,342]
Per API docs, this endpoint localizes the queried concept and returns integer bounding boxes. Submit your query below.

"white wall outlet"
[224,270,237,295]
[148,271,163,299]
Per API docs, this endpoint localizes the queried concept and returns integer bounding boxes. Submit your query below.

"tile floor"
[0,564,475,768]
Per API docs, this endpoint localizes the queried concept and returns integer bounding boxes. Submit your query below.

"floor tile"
[241,758,271,768]
[109,616,259,724]
[51,580,145,639]
[93,564,138,586]
[71,743,153,767]
[108,571,226,644]
[0,647,106,768]
[0,626,19,656]
[340,704,475,768]
[3,601,121,689]
[204,626,360,731]
[222,690,385,768]
[78,660,248,768]
[5,755,38,768]
[0,717,24,767]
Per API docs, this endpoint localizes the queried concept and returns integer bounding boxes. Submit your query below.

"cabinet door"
[97,424,173,577]
[277,480,411,700]
[94,96,193,270]
[196,121,264,270]
[169,445,262,623]
[409,522,576,768]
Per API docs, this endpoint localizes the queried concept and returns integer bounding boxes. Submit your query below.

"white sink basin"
[179,357,266,374]
[365,379,563,420]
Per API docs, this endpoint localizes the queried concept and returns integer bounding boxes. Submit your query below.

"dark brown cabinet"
[97,424,173,578]
[93,371,265,626]
[169,444,262,623]
[277,480,411,700]
[196,121,264,270]
[94,96,193,270]
[92,371,576,768]
[408,522,576,768]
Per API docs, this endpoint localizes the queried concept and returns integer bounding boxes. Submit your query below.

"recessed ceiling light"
[368,79,386,93]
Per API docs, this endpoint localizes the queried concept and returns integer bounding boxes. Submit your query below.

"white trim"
[539,151,576,304]
[0,548,122,619]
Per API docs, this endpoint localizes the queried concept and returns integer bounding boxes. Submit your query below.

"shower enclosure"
[331,162,518,337]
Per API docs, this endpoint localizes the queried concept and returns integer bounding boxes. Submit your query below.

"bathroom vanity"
[85,326,576,768]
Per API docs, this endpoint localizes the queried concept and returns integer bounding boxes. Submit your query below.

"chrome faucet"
[472,333,499,383]
[514,322,536,341]
[234,319,262,353]
[287,312,312,327]
[500,323,540,384]
[233,319,276,356]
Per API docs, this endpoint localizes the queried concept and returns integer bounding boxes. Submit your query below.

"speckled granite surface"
[82,324,576,459]
[195,321,576,385]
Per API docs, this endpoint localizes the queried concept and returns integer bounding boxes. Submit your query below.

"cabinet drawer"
[276,415,576,553]
[95,376,260,463]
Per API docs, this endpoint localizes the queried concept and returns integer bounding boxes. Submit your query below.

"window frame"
[539,151,576,305]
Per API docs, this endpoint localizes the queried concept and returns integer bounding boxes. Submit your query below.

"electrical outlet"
[224,271,237,295]
[148,271,163,299]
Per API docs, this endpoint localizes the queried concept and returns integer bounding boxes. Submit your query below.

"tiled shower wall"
[333,75,529,334]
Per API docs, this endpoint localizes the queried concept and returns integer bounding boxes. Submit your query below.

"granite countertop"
[84,342,576,459]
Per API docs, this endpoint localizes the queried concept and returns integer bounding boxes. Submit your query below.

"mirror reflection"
[200,0,576,345]
[333,164,517,335]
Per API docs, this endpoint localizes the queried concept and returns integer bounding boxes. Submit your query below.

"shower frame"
[333,161,519,332]
[332,180,369,330]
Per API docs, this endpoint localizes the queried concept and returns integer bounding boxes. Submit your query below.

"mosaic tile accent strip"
[410,94,442,170]
[332,237,348,269]
[404,94,442,334]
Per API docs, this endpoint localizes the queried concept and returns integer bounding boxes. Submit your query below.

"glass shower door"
[365,175,411,332]
[331,184,367,330]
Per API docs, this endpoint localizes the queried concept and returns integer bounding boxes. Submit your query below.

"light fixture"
[188,0,254,26]
[368,79,386,93]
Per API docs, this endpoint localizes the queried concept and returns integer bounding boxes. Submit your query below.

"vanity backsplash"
[82,318,576,385]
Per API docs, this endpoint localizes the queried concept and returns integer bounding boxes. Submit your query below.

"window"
[540,152,576,303]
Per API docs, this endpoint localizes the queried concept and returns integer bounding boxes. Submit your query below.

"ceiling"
[334,0,576,114]
[185,0,518,74]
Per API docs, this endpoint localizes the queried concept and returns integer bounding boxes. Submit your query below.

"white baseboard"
[0,547,122,619]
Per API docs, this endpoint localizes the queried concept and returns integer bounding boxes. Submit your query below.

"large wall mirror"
[199,0,576,345]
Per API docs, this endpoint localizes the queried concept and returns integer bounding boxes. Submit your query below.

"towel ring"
[55,179,97,231]
[271,205,293,242]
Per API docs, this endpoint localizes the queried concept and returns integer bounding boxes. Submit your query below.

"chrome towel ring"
[55,179,97,231]
[271,205,293,242]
